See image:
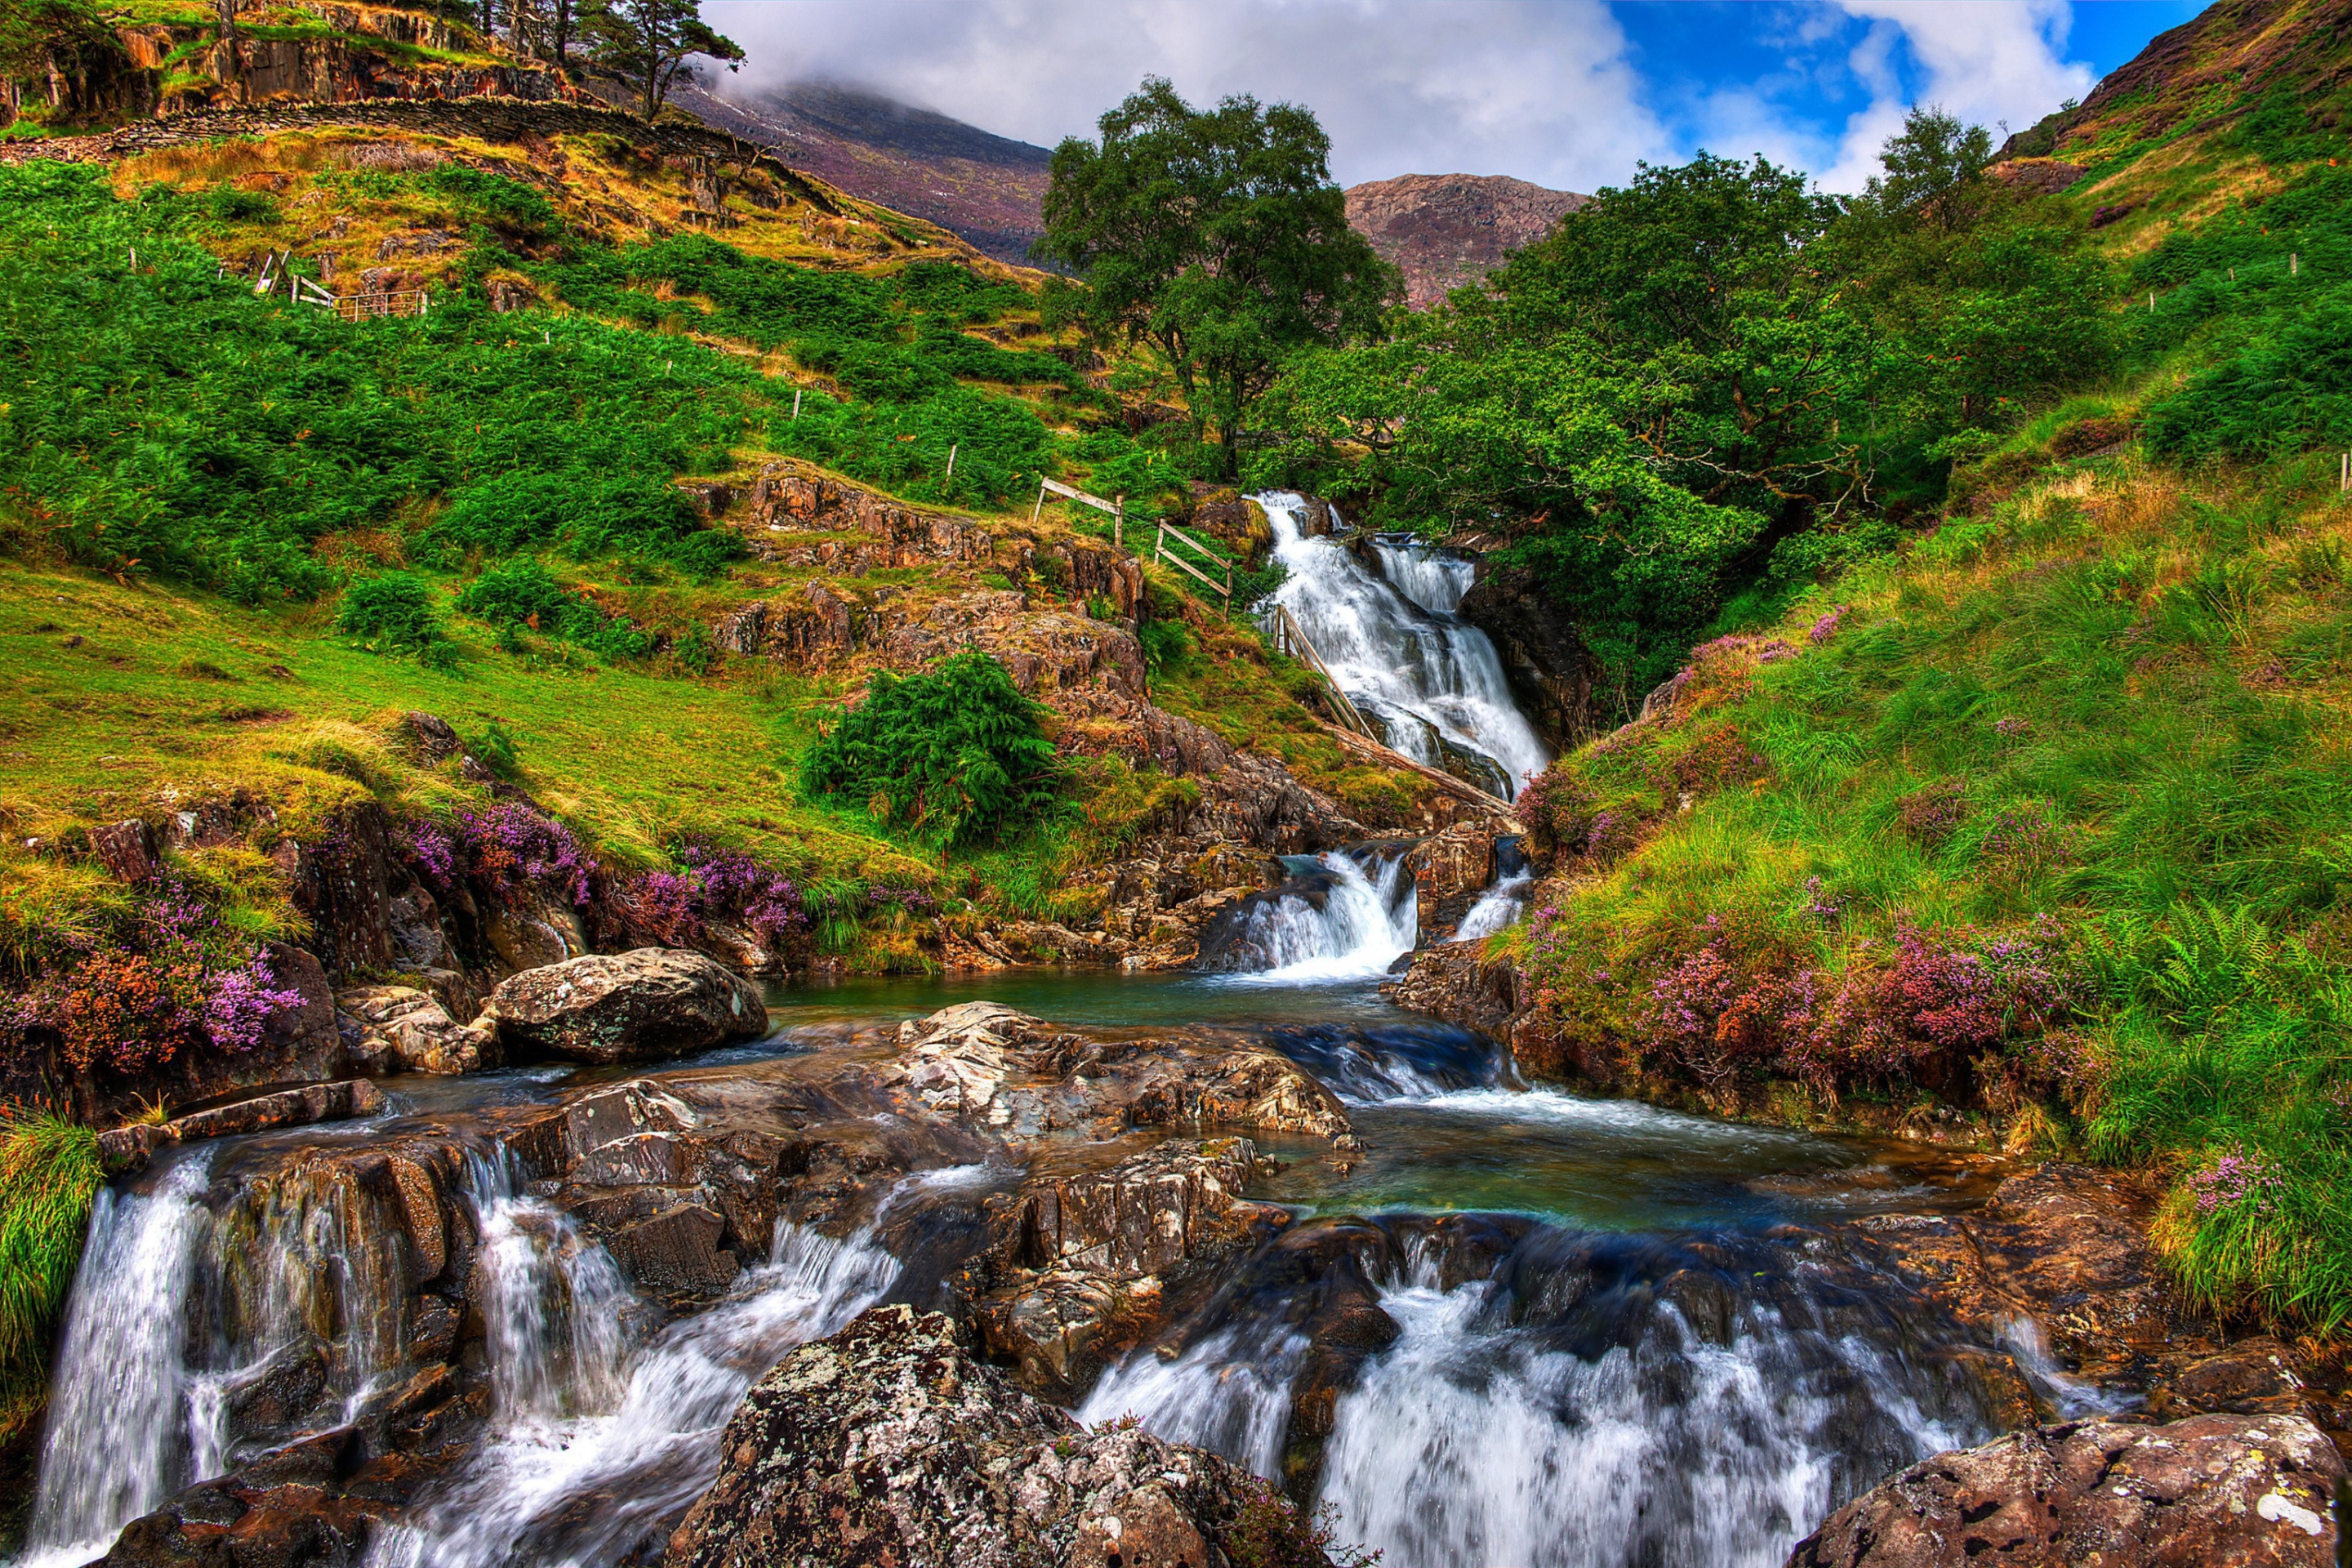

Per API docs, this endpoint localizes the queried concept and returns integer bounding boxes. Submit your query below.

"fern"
[800,652,1062,849]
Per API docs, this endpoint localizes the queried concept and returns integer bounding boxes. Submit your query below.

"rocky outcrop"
[335,984,497,1076]
[96,1078,385,1174]
[666,1305,1330,1568]
[887,1003,1352,1143]
[1402,819,1500,939]
[482,947,768,1063]
[1785,1413,2344,1567]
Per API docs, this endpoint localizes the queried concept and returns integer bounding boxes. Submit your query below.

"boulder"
[1785,1413,2344,1567]
[482,947,768,1063]
[666,1305,1331,1568]
[336,984,497,1076]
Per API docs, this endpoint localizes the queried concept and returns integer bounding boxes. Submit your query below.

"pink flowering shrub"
[617,839,809,956]
[8,882,304,1076]
[2186,1145,2283,1218]
[401,802,597,906]
[1644,911,2080,1096]
[1807,605,1850,645]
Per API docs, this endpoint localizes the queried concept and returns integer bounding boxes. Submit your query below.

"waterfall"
[466,1151,635,1427]
[1254,491,1549,798]
[22,1156,215,1568]
[1076,1319,1311,1479]
[363,1205,903,1568]
[1370,537,1476,615]
[1454,836,1535,943]
[1088,1223,1989,1568]
[20,1146,421,1568]
[1200,850,1417,982]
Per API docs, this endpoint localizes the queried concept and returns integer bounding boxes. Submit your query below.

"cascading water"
[1370,536,1477,615]
[363,1178,911,1568]
[1454,836,1535,942]
[20,1146,421,1568]
[22,1156,215,1568]
[1085,1220,1990,1568]
[1198,849,1417,982]
[1254,491,1549,797]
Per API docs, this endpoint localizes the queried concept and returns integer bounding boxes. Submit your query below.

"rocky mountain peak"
[1343,171,1588,307]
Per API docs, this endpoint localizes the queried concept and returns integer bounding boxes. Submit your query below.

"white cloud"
[702,0,2100,195]
[1813,1,2097,189]
[705,0,1673,191]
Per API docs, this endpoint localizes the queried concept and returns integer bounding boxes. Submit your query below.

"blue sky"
[710,0,2211,192]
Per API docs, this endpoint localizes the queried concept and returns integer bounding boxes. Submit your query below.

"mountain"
[668,78,1054,268]
[1343,172,1589,307]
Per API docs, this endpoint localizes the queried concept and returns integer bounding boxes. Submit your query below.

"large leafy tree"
[1037,78,1398,478]
[581,0,741,118]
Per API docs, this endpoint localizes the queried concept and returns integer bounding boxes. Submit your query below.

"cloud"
[702,0,2101,194]
[706,0,1673,191]
[1812,1,2097,189]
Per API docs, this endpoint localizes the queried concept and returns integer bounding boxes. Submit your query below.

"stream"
[15,532,2026,1568]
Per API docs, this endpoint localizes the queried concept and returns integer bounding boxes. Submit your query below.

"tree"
[581,0,741,118]
[1037,78,1399,478]
[1864,104,1995,236]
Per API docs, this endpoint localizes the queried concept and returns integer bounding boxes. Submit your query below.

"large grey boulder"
[482,947,767,1063]
[1786,1412,2343,1567]
[666,1304,1331,1568]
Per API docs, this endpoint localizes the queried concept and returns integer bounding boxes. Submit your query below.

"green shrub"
[336,572,452,664]
[0,1107,102,1396]
[800,650,1061,847]
[207,186,276,223]
[456,559,650,662]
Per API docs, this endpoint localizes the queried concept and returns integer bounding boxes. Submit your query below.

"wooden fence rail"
[1153,516,1234,601]
[1266,601,1379,741]
[1032,476,1125,547]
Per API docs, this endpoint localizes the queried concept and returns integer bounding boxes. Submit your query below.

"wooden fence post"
[1113,495,1123,550]
[945,443,956,479]
[791,389,802,421]
[1031,478,1047,524]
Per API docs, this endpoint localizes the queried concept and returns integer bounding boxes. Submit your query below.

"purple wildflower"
[203,955,305,1053]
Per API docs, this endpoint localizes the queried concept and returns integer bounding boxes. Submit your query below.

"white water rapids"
[1256,490,1549,798]
[364,1153,906,1568]
[1206,849,1419,982]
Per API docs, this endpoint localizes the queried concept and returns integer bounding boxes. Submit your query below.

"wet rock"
[483,947,768,1063]
[1856,1164,2192,1387]
[666,1305,1325,1568]
[335,985,497,1076]
[605,1203,742,1295]
[99,1079,386,1174]
[1784,1412,2345,1567]
[1009,1138,1266,1278]
[1456,561,1594,747]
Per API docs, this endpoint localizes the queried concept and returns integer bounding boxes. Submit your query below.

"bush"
[456,559,651,662]
[336,572,452,662]
[800,651,1061,848]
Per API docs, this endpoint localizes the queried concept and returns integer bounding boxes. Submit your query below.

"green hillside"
[1483,0,2352,1328]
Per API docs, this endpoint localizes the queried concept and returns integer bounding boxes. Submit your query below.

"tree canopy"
[581,0,742,117]
[1252,114,2119,707]
[1037,78,1399,478]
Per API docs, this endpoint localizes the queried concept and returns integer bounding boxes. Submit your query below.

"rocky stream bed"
[11,970,2347,1568]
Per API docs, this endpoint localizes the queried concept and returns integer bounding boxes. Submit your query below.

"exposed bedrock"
[666,1305,1330,1568]
[1455,561,1598,746]
[1786,1413,2344,1567]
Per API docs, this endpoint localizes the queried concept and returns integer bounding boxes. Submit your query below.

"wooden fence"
[249,248,429,321]
[1152,516,1235,602]
[1031,476,1124,546]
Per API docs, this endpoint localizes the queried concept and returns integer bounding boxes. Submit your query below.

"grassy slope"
[0,121,1396,960]
[1503,7,2352,1326]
